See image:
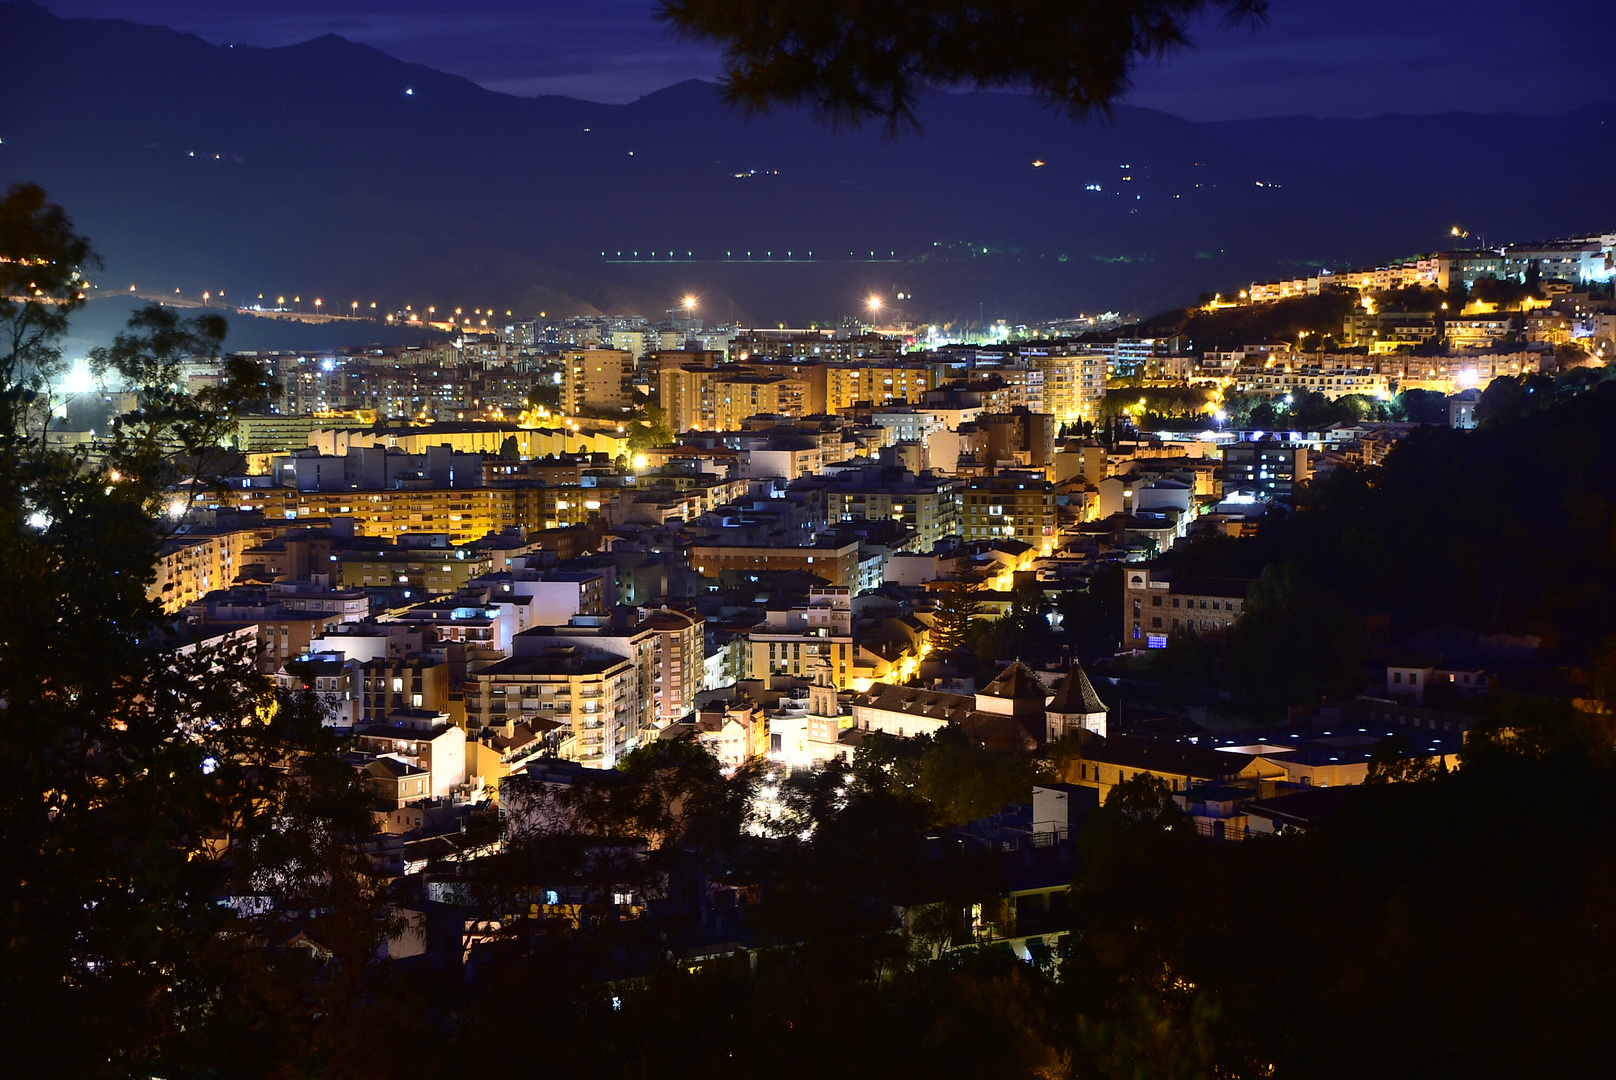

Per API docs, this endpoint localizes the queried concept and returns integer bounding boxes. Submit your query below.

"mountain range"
[2,1,1612,332]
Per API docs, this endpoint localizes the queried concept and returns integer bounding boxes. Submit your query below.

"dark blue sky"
[41,1,1616,119]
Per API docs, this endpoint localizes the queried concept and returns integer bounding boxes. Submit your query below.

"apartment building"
[1221,442,1310,501]
[821,466,958,550]
[353,710,467,802]
[687,537,863,590]
[1229,365,1390,400]
[640,607,704,723]
[823,362,936,412]
[969,408,1058,472]
[150,527,257,614]
[357,656,451,722]
[746,587,857,689]
[1024,350,1107,423]
[466,644,641,767]
[335,545,493,593]
[1124,566,1251,647]
[561,348,633,412]
[713,372,812,430]
[959,475,1056,553]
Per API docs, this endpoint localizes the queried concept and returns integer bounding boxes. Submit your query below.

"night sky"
[36,1,1616,119]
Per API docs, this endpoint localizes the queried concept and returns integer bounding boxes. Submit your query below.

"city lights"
[9,9,1612,1069]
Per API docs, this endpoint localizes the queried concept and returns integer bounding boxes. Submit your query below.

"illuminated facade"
[746,588,856,689]
[824,362,936,412]
[1025,351,1107,423]
[960,476,1056,553]
[561,348,633,412]
[149,528,257,614]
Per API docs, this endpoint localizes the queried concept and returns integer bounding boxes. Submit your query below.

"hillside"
[2,2,1611,325]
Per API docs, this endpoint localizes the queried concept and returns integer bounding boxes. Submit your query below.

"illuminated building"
[1024,351,1107,423]
[823,362,936,412]
[335,545,494,593]
[688,537,862,590]
[1124,566,1249,647]
[821,465,959,550]
[746,587,856,689]
[959,475,1056,553]
[466,646,640,766]
[560,348,634,412]
[149,527,258,614]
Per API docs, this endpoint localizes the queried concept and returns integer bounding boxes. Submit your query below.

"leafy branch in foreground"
[659,0,1269,132]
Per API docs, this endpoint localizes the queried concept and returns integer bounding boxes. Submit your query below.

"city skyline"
[3,5,1615,1073]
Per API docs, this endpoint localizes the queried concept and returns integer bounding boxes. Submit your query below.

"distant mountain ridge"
[2,1,1611,326]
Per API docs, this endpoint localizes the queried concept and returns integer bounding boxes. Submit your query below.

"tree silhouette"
[660,0,1270,132]
[0,185,383,1075]
[930,578,982,653]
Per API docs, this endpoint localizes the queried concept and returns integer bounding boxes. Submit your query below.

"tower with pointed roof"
[974,661,1052,718]
[1045,661,1108,742]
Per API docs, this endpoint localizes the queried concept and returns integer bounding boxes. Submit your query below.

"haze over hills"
[2,0,1611,330]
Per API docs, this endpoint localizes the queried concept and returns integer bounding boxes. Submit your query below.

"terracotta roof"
[1048,662,1107,715]
[959,710,1041,753]
[362,757,426,779]
[851,682,975,724]
[979,661,1051,701]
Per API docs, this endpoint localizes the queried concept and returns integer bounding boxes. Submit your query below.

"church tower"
[1045,661,1108,742]
[808,656,840,720]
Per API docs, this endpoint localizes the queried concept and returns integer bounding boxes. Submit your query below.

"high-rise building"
[960,475,1056,553]
[1025,351,1107,423]
[561,348,633,413]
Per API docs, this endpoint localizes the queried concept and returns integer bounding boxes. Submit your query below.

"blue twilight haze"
[39,0,1616,119]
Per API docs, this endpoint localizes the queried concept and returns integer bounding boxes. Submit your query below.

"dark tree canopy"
[0,181,100,440]
[660,0,1269,131]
